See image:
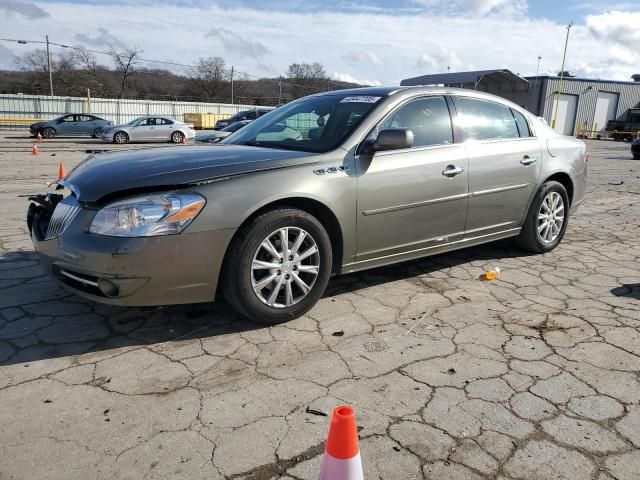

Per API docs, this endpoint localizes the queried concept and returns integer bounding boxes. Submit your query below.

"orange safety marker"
[36,132,43,142]
[58,162,67,180]
[181,135,187,144]
[319,406,363,480]
[31,144,39,155]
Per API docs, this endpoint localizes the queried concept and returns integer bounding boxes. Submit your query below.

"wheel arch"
[220,196,344,284]
[543,171,574,205]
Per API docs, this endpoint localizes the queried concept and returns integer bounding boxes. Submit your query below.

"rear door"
[356,95,468,262]
[76,115,96,135]
[156,118,175,140]
[452,96,541,237]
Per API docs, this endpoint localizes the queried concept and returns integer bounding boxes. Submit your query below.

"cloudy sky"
[0,0,638,85]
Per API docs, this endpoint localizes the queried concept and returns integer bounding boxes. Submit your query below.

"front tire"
[222,208,332,324]
[633,154,640,160]
[516,181,569,253]
[113,131,129,144]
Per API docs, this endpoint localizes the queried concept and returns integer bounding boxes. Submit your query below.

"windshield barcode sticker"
[340,96,381,103]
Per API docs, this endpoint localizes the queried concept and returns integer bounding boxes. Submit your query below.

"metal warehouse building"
[401,69,640,136]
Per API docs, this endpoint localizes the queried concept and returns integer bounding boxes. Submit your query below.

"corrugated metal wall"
[538,78,640,133]
[0,94,274,124]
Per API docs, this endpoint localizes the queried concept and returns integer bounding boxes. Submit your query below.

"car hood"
[62,144,319,203]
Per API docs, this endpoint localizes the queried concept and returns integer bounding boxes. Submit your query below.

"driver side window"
[370,96,454,148]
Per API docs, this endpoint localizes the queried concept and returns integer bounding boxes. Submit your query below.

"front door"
[452,96,541,237]
[132,118,155,141]
[356,95,468,263]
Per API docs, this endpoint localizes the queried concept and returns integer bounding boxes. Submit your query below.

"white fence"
[0,94,273,125]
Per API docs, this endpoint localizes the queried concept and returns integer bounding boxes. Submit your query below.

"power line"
[0,36,359,90]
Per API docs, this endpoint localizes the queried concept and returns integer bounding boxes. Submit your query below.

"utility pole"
[551,22,573,130]
[46,34,53,97]
[278,77,282,105]
[230,66,234,105]
[535,56,542,84]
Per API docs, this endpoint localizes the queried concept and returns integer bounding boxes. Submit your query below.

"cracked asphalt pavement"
[0,134,639,479]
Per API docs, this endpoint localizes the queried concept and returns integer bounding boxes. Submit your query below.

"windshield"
[127,118,142,126]
[222,93,384,153]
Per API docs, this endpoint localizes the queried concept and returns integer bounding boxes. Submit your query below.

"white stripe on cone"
[319,451,364,480]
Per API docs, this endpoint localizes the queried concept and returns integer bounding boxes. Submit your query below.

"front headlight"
[90,193,205,237]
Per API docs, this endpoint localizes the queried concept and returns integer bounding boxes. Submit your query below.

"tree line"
[0,47,360,105]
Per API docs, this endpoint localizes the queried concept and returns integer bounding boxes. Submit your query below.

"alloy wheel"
[114,132,128,144]
[537,191,565,243]
[251,227,320,308]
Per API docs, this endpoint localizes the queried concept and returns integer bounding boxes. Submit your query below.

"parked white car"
[100,116,196,144]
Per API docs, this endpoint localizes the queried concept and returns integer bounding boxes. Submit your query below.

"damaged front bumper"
[27,193,234,307]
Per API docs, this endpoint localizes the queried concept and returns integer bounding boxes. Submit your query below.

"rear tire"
[516,181,569,253]
[171,131,184,143]
[222,208,332,324]
[92,128,102,138]
[113,131,129,144]
[633,154,640,160]
[43,127,56,139]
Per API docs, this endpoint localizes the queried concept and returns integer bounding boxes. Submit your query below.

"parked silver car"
[28,87,587,323]
[100,116,196,144]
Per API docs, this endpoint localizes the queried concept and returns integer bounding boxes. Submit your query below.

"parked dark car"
[214,109,270,129]
[606,108,640,141]
[30,114,113,139]
[632,137,640,159]
[195,120,251,143]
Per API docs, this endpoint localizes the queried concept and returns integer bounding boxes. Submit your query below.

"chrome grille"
[45,196,81,240]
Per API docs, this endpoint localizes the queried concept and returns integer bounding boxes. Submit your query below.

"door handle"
[521,155,537,166]
[442,165,464,177]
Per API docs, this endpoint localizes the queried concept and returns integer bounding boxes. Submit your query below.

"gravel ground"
[0,132,639,480]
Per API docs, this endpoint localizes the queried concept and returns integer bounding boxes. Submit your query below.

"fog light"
[98,278,120,298]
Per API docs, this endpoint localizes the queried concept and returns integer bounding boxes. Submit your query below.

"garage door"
[551,94,578,136]
[593,91,618,132]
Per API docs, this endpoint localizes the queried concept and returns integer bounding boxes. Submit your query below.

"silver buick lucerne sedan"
[28,87,587,323]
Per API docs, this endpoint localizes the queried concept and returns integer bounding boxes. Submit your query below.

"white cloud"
[342,51,382,66]
[75,28,127,50]
[0,0,49,19]
[413,0,527,16]
[0,2,637,88]
[415,47,463,72]
[333,72,381,86]
[0,44,17,70]
[586,10,640,46]
[206,28,270,59]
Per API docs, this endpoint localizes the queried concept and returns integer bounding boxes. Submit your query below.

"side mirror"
[362,128,414,155]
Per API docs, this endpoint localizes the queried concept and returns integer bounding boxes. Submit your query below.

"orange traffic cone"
[58,162,67,180]
[36,132,43,142]
[181,135,187,144]
[319,406,363,480]
[31,144,39,155]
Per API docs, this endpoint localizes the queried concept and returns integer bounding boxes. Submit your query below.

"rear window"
[454,97,519,141]
[512,109,532,137]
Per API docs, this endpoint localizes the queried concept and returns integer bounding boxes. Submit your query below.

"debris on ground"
[305,406,327,417]
[481,266,501,281]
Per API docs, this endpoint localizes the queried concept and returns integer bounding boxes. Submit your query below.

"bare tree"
[108,45,142,99]
[71,49,110,97]
[286,62,327,98]
[190,56,228,100]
